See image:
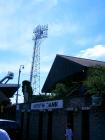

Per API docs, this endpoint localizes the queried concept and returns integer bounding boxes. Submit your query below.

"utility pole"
[16,65,24,110]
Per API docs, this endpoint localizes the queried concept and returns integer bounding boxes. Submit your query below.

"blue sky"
[0,0,105,103]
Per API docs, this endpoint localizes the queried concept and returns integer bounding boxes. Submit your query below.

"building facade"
[17,55,105,140]
[17,96,105,140]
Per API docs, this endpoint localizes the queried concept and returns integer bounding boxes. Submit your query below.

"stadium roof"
[42,54,105,93]
[0,84,18,98]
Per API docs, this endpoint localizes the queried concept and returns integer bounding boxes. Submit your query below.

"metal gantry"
[0,71,14,84]
[30,25,48,95]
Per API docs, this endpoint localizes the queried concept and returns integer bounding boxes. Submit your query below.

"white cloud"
[75,35,105,47]
[49,22,80,37]
[0,63,18,73]
[0,59,31,83]
[41,48,65,62]
[41,64,51,73]
[0,18,34,54]
[77,45,105,59]
[34,0,58,8]
[46,0,58,9]
[94,35,105,43]
[40,54,54,73]
[0,0,22,16]
[75,38,92,46]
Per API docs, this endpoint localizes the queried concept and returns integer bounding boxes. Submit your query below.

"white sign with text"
[31,100,63,110]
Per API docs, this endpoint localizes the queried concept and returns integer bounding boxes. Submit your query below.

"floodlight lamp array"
[33,25,48,40]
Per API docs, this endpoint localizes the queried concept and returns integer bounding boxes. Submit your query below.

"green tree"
[51,83,68,97]
[83,65,105,96]
[22,80,33,100]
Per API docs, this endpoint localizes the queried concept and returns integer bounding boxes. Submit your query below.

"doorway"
[38,111,43,140]
[47,111,53,140]
[82,110,89,140]
[21,112,24,140]
[26,112,30,140]
[67,111,74,130]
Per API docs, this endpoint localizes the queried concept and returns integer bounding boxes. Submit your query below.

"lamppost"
[16,65,24,110]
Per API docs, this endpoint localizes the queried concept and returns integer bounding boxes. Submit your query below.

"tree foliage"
[83,65,105,96]
[51,83,68,97]
[0,99,12,106]
[22,80,33,98]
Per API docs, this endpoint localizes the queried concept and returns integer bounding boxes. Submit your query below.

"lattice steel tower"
[30,25,48,95]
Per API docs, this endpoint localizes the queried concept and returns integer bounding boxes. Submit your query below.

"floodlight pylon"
[30,25,48,95]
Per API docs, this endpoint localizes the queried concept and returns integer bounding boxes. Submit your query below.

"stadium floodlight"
[7,71,14,79]
[33,24,48,39]
[30,24,48,95]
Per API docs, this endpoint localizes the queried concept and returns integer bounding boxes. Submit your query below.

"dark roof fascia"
[58,54,105,67]
[0,84,18,88]
[42,55,86,93]
[42,54,105,93]
[0,84,19,98]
